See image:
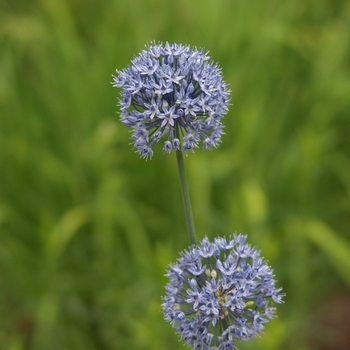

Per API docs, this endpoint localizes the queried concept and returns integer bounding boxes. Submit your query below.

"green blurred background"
[1,0,350,349]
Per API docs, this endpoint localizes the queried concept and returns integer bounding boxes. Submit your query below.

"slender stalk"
[176,149,197,245]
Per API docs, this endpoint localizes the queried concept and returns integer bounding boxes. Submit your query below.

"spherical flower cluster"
[162,234,285,350]
[112,42,230,159]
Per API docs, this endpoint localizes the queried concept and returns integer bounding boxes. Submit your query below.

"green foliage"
[1,0,349,349]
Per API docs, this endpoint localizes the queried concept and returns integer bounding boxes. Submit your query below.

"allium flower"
[112,42,230,159]
[162,234,285,350]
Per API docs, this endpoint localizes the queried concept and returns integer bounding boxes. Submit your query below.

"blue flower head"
[112,42,230,159]
[162,234,285,350]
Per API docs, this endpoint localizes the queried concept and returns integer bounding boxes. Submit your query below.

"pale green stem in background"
[176,149,197,245]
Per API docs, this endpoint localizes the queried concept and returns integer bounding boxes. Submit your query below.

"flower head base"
[162,234,285,350]
[112,42,230,159]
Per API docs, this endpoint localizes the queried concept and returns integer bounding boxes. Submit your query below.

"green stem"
[176,149,197,245]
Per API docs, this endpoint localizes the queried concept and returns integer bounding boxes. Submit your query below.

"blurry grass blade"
[242,179,268,225]
[117,198,153,274]
[33,293,59,348]
[306,219,350,288]
[46,205,89,261]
